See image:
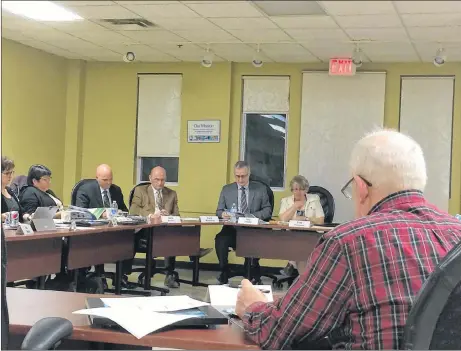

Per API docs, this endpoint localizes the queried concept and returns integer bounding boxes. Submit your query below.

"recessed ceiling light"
[2,1,83,22]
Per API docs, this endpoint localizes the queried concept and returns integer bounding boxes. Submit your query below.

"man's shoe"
[280,263,295,277]
[164,274,179,288]
[217,272,229,285]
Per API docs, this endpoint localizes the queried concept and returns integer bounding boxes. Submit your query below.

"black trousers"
[215,226,260,279]
[122,229,176,275]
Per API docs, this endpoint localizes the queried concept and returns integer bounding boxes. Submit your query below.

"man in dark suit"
[215,161,272,284]
[74,164,128,212]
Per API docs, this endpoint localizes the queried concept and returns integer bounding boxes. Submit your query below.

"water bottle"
[230,203,237,223]
[109,201,118,225]
[456,214,461,221]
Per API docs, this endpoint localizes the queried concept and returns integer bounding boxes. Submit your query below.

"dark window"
[139,157,179,183]
[243,113,287,188]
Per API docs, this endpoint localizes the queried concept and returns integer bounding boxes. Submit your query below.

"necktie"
[157,190,164,210]
[102,190,110,208]
[240,187,248,214]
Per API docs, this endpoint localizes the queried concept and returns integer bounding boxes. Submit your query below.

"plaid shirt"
[243,190,461,349]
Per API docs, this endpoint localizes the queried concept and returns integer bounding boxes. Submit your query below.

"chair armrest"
[21,317,73,350]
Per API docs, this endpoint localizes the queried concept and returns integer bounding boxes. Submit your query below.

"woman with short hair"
[1,157,28,223]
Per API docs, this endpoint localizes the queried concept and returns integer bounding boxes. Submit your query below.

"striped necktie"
[240,187,248,214]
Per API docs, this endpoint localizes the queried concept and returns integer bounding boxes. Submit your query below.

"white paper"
[73,307,194,339]
[207,285,273,307]
[101,295,209,312]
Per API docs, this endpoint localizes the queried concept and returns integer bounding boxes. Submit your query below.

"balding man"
[75,164,128,212]
[236,130,461,350]
[129,166,180,288]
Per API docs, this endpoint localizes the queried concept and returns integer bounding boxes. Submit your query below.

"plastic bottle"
[230,203,237,223]
[455,214,461,221]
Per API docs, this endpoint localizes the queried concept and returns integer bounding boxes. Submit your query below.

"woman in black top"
[19,164,62,215]
[1,157,27,223]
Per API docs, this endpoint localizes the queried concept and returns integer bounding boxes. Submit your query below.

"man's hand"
[1,213,7,222]
[222,212,231,219]
[294,200,306,210]
[160,209,169,216]
[236,279,268,318]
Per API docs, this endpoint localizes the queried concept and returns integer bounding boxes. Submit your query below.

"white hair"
[350,129,427,192]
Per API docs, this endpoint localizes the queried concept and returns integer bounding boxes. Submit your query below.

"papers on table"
[101,295,209,312]
[73,307,194,339]
[74,295,210,339]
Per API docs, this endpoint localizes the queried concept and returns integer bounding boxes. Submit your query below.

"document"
[207,285,273,307]
[73,307,194,339]
[101,295,209,312]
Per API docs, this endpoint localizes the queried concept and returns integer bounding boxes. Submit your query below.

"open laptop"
[32,206,58,232]
[85,297,228,331]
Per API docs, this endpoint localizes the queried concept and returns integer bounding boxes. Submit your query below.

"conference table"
[7,287,259,350]
[5,220,331,293]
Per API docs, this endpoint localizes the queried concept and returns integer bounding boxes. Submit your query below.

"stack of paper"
[73,295,209,339]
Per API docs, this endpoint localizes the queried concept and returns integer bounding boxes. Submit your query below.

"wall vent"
[98,18,156,30]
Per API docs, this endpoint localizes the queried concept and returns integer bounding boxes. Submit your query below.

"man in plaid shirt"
[236,130,461,349]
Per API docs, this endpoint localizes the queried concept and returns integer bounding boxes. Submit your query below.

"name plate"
[16,223,34,235]
[200,216,219,223]
[238,217,259,225]
[161,216,181,224]
[289,220,311,228]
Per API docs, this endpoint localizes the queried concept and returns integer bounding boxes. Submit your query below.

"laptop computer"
[32,206,58,232]
[85,297,228,331]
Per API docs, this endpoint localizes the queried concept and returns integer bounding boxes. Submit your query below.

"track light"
[122,51,136,63]
[252,44,263,68]
[201,47,213,68]
[433,48,446,67]
[352,45,362,67]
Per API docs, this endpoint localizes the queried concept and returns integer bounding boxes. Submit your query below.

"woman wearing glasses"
[1,157,28,223]
[20,164,62,215]
[279,175,324,275]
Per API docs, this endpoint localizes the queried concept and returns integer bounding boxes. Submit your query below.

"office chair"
[403,239,461,350]
[9,175,27,197]
[226,176,277,285]
[2,227,73,350]
[70,179,148,296]
[276,185,335,288]
[128,182,211,292]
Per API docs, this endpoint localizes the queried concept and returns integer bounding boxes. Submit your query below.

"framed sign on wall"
[187,120,220,143]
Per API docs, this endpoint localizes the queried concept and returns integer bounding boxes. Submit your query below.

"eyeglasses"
[40,176,52,182]
[2,170,15,176]
[341,176,372,199]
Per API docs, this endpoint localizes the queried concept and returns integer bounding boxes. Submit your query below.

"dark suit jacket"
[129,184,179,217]
[1,187,24,222]
[216,181,272,221]
[19,186,61,215]
[74,180,128,212]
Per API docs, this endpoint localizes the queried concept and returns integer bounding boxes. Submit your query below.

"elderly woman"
[1,157,29,223]
[279,175,324,275]
[20,164,62,215]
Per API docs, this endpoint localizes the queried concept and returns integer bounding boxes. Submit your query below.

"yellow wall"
[2,40,461,267]
[1,39,68,198]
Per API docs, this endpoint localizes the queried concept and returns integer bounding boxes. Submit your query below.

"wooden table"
[7,287,258,350]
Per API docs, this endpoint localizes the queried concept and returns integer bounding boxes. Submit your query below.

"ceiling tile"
[209,17,277,30]
[270,15,338,29]
[72,30,136,45]
[55,1,115,6]
[394,1,461,14]
[414,42,461,62]
[1,29,34,42]
[253,1,326,16]
[150,43,207,60]
[319,1,396,15]
[302,42,356,60]
[15,39,92,59]
[361,42,417,56]
[65,4,140,19]
[1,18,54,32]
[173,29,240,42]
[334,14,402,28]
[44,37,106,50]
[45,20,108,32]
[401,13,461,27]
[407,26,461,42]
[227,29,293,42]
[345,27,409,42]
[268,53,320,63]
[285,28,349,41]
[369,54,421,62]
[118,30,187,43]
[185,2,264,18]
[261,43,320,62]
[149,18,218,30]
[207,43,271,62]
[117,1,180,4]
[123,3,200,19]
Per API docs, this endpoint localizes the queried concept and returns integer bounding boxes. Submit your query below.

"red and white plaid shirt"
[243,190,461,349]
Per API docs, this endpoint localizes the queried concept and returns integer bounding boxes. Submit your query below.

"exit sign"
[329,58,356,76]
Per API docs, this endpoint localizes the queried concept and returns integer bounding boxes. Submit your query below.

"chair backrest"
[403,239,461,349]
[9,175,27,197]
[249,175,274,214]
[129,182,151,207]
[70,179,94,206]
[308,186,335,223]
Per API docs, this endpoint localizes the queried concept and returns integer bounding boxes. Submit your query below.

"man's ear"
[353,175,370,204]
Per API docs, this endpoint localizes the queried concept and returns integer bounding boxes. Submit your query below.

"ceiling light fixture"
[252,44,263,68]
[201,46,213,68]
[433,48,446,67]
[2,1,83,21]
[352,45,363,68]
